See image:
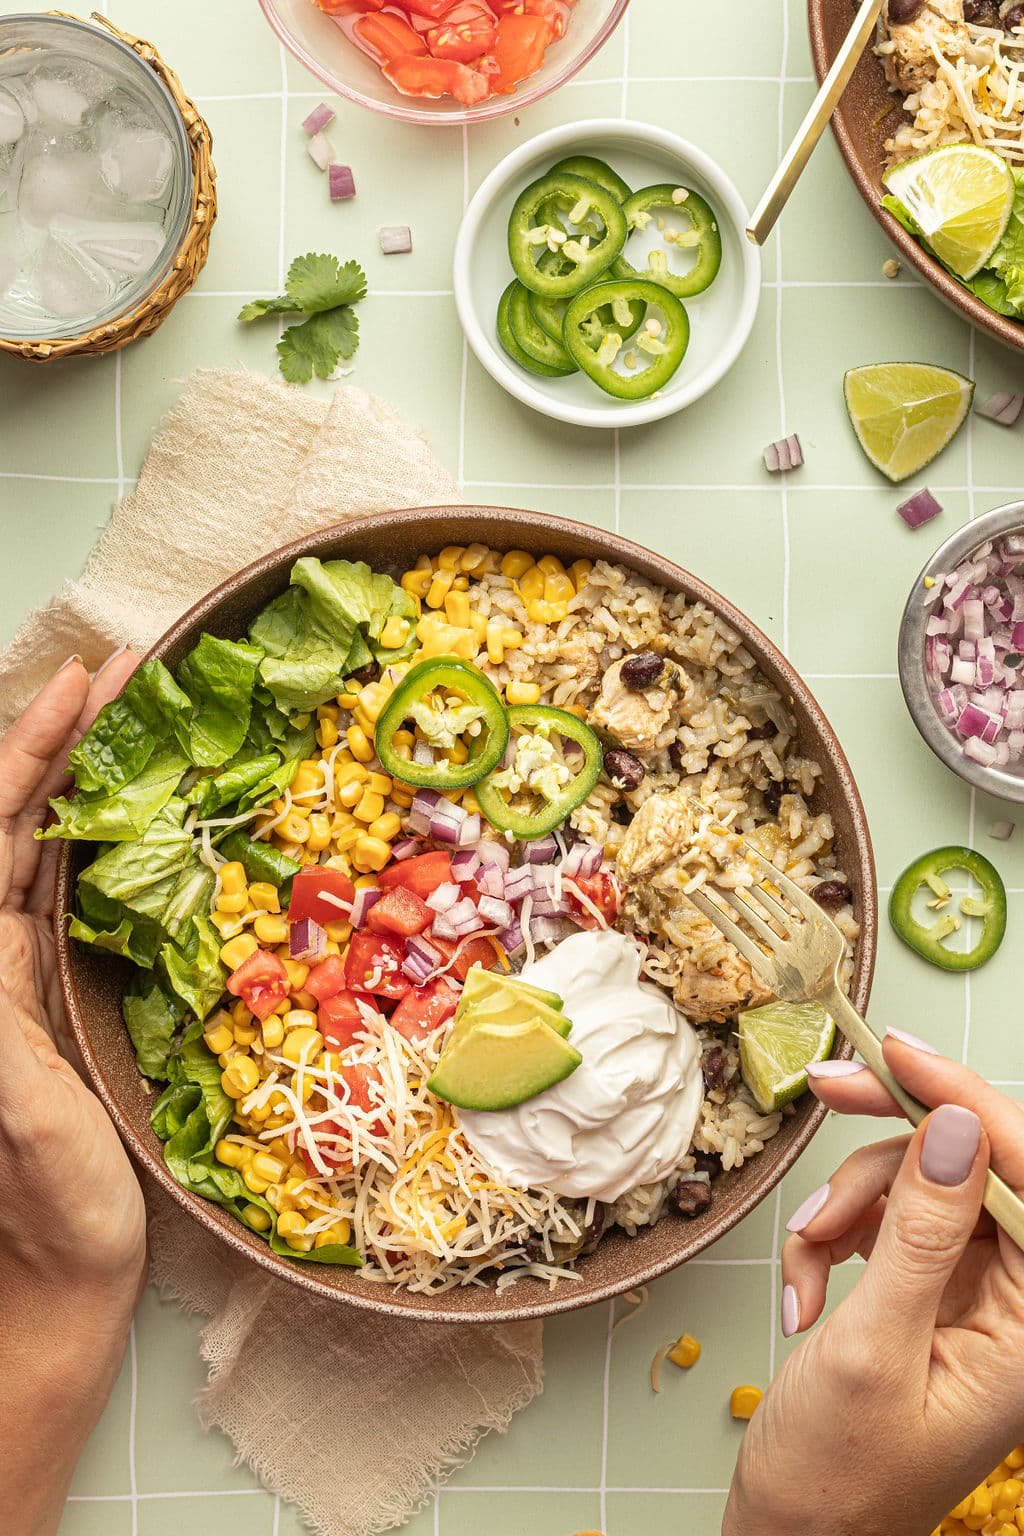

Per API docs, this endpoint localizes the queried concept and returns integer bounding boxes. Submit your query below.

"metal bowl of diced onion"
[899,501,1024,805]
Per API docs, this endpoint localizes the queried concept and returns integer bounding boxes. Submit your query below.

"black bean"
[888,0,925,20]
[813,880,853,913]
[620,652,665,691]
[604,747,646,791]
[347,661,380,686]
[668,742,685,772]
[1005,3,1024,27]
[670,1179,713,1218]
[693,1150,723,1180]
[964,0,999,19]
[702,1044,726,1093]
[610,799,632,825]
[762,778,791,817]
[747,720,777,741]
[579,1203,609,1257]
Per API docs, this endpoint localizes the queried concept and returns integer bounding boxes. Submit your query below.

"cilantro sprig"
[239,253,367,384]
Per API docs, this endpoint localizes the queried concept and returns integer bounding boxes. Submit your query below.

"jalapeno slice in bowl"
[528,287,645,350]
[506,281,577,373]
[562,278,690,400]
[548,153,633,204]
[508,170,627,298]
[496,280,576,378]
[613,183,723,299]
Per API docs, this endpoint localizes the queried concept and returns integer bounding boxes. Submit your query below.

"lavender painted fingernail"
[94,643,129,679]
[55,654,83,673]
[786,1182,831,1234]
[806,1059,867,1079]
[921,1104,981,1187]
[886,1026,940,1056]
[781,1284,800,1339]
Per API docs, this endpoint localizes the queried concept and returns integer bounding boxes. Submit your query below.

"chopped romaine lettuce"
[68,660,190,795]
[159,914,226,1023]
[189,753,283,821]
[39,743,190,842]
[175,634,264,768]
[122,973,184,1081]
[218,829,302,892]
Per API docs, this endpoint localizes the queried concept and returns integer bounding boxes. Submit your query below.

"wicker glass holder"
[0,11,217,363]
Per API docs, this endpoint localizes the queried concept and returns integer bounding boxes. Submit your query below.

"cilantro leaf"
[285,253,367,313]
[238,295,303,323]
[276,308,360,384]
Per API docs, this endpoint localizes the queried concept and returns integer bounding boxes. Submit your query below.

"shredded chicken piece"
[589,658,677,756]
[883,0,968,92]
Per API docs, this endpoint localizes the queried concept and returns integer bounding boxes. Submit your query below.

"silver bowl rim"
[898,499,1024,805]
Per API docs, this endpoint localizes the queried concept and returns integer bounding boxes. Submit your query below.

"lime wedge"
[738,1000,836,1114]
[844,362,974,483]
[883,145,1014,279]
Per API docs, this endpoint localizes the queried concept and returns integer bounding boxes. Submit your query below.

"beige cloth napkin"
[0,370,544,1535]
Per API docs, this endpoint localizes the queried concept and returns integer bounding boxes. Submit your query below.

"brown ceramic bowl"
[808,0,1024,354]
[55,506,877,1324]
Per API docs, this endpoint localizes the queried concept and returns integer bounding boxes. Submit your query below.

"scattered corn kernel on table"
[5,2,1024,1534]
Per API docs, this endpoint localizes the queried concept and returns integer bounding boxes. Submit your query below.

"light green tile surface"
[2,3,1022,1535]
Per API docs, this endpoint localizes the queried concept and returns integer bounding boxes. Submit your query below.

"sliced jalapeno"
[375,656,509,790]
[889,846,1007,971]
[506,281,577,373]
[508,171,627,299]
[528,287,645,351]
[548,154,632,204]
[613,183,723,299]
[473,705,603,840]
[562,278,690,401]
[496,280,575,379]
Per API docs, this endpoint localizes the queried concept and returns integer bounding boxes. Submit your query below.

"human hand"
[723,1034,1024,1536]
[0,652,148,1535]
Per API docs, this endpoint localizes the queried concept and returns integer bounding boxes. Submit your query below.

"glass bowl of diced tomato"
[259,0,631,125]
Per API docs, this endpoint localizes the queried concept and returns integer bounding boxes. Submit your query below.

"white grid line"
[195,76,815,101]
[127,1321,138,1536]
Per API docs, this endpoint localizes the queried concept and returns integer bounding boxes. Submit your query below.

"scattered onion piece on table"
[763,434,803,473]
[302,102,335,135]
[380,224,413,255]
[896,488,943,529]
[329,163,356,201]
[977,392,1024,427]
[307,131,333,172]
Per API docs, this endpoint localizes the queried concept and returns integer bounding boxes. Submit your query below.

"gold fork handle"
[826,988,1024,1251]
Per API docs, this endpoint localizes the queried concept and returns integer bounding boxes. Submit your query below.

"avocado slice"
[428,1018,582,1111]
[460,967,564,1015]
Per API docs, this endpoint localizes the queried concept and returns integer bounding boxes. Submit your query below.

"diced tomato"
[384,53,490,104]
[355,10,428,62]
[489,12,550,93]
[314,0,385,13]
[380,850,453,897]
[366,885,433,939]
[400,0,465,17]
[319,988,381,1048]
[225,949,288,1022]
[496,0,568,29]
[427,1,496,62]
[342,1063,387,1134]
[388,978,458,1043]
[343,930,411,999]
[432,933,502,982]
[305,954,348,1003]
[566,871,622,928]
[287,867,355,928]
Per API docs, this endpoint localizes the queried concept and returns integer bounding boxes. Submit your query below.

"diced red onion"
[429,802,468,845]
[430,913,458,941]
[405,934,443,972]
[451,849,480,882]
[413,741,435,767]
[763,434,803,474]
[402,947,437,984]
[897,488,942,530]
[926,615,950,636]
[307,131,333,171]
[426,882,461,914]
[950,657,975,686]
[350,888,383,928]
[523,835,558,864]
[963,599,985,643]
[530,914,572,946]
[956,703,994,738]
[476,863,506,898]
[503,866,534,903]
[477,895,513,928]
[476,840,511,871]
[391,837,419,861]
[936,688,957,723]
[447,898,484,935]
[458,812,482,846]
[530,886,569,918]
[380,224,412,255]
[290,917,326,962]
[497,920,524,955]
[977,392,1024,427]
[965,736,998,765]
[328,163,356,201]
[302,102,336,135]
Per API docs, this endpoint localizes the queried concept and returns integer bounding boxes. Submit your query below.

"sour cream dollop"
[457,929,704,1204]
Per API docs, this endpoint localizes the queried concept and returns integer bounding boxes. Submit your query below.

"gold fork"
[687,844,1024,1249]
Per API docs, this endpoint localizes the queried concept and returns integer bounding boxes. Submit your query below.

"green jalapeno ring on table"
[612,183,723,299]
[497,280,576,379]
[472,704,604,839]
[889,845,1007,971]
[562,278,690,401]
[508,170,628,299]
[506,281,578,374]
[374,656,510,790]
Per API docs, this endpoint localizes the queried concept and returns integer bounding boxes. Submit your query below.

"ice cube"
[29,61,108,128]
[0,77,37,131]
[50,214,166,275]
[0,211,20,297]
[0,88,25,146]
[18,141,99,227]
[32,232,116,321]
[96,109,173,203]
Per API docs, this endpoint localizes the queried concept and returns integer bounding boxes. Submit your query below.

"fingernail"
[55,654,83,674]
[886,1026,940,1056]
[921,1104,981,1187]
[781,1284,800,1339]
[786,1182,831,1234]
[806,1059,867,1079]
[94,643,128,679]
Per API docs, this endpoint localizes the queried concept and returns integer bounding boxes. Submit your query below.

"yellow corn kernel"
[253,913,289,946]
[290,989,318,1012]
[668,1334,701,1370]
[210,910,244,940]
[392,729,415,749]
[445,589,471,627]
[525,598,568,624]
[517,564,545,601]
[502,627,524,650]
[216,888,248,915]
[336,760,369,789]
[306,812,332,852]
[353,835,392,873]
[379,614,410,650]
[243,1164,271,1195]
[461,790,480,817]
[276,841,305,863]
[214,1137,248,1169]
[486,619,505,666]
[334,822,362,851]
[501,549,533,579]
[447,738,468,765]
[354,790,386,823]
[570,558,593,591]
[729,1385,763,1421]
[283,1026,323,1065]
[324,920,352,943]
[338,778,364,810]
[369,812,403,841]
[506,680,541,705]
[1007,1452,1024,1472]
[251,1152,287,1185]
[315,1220,353,1249]
[319,1049,343,1075]
[426,572,454,609]
[283,1008,318,1032]
[545,572,576,604]
[282,958,310,991]
[357,684,387,724]
[390,784,415,809]
[317,702,340,724]
[291,763,325,796]
[262,1015,285,1050]
[219,933,260,971]
[221,1056,260,1099]
[535,554,565,577]
[219,860,247,896]
[234,1019,259,1047]
[347,724,374,763]
[316,715,339,750]
[1015,1514,1024,1535]
[460,543,489,573]
[972,1492,994,1520]
[241,1203,272,1233]
[277,1210,313,1251]
[468,609,488,641]
[438,544,465,570]
[367,771,393,796]
[401,567,433,598]
[247,881,281,913]
[204,1020,235,1055]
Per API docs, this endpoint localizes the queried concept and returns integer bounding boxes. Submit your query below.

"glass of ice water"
[0,14,194,341]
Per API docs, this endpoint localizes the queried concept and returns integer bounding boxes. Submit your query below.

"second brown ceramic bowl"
[56,506,877,1323]
[808,0,1024,355]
